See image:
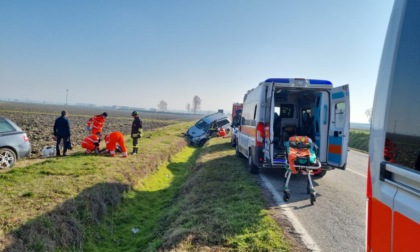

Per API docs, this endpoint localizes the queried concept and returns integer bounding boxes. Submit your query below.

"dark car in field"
[0,117,31,169]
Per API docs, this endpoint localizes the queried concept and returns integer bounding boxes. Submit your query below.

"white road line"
[346,168,367,178]
[260,174,321,252]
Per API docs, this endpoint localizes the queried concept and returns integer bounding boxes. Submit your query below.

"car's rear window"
[218,119,230,126]
[0,120,16,133]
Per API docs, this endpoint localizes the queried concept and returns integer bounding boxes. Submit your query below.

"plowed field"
[0,101,199,157]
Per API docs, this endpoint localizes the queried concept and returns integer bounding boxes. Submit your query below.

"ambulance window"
[280,104,294,118]
[248,105,257,126]
[334,102,345,129]
[242,102,256,126]
[384,0,420,171]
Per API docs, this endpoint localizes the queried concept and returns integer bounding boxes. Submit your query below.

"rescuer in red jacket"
[104,131,127,157]
[81,132,101,154]
[86,112,108,135]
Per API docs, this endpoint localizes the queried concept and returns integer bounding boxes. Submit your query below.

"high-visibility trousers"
[106,132,127,157]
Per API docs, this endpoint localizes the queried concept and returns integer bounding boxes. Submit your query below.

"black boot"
[132,147,138,155]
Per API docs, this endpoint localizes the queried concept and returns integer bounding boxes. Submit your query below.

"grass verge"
[0,122,193,251]
[158,137,290,251]
[1,128,293,251]
[349,129,370,153]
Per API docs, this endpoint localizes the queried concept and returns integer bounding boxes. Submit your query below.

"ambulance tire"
[236,144,242,157]
[315,170,327,178]
[231,137,237,147]
[248,152,259,174]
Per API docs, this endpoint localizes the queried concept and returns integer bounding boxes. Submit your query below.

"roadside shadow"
[2,182,130,251]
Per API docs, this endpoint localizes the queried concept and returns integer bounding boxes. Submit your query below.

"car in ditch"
[0,117,32,169]
[186,113,230,146]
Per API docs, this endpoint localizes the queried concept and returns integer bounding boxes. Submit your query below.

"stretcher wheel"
[310,193,316,205]
[283,191,290,202]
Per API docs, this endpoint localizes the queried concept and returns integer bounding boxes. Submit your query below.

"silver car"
[0,117,31,169]
[186,113,231,146]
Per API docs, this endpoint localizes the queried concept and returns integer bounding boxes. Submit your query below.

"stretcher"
[282,136,321,205]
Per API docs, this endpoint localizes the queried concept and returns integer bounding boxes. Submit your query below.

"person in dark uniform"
[53,110,71,157]
[131,111,143,155]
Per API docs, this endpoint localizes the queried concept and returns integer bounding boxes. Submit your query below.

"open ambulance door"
[327,84,350,169]
[263,83,275,165]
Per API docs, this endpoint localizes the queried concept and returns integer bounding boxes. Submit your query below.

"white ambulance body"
[367,0,420,250]
[236,78,350,175]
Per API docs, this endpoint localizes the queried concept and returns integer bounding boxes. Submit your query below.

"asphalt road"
[261,149,368,252]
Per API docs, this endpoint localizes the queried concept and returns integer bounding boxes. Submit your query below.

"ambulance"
[367,0,420,250]
[236,78,350,175]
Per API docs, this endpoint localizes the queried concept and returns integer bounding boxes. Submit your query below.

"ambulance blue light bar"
[265,78,290,83]
[309,79,332,85]
[264,78,332,85]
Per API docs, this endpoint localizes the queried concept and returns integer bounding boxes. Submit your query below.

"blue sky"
[0,0,394,122]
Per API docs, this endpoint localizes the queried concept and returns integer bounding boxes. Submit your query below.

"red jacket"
[87,115,106,134]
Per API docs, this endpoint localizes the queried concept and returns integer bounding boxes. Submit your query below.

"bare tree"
[365,108,372,123]
[186,103,191,113]
[158,100,168,112]
[192,95,201,114]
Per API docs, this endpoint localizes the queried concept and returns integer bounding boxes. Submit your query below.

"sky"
[0,0,394,123]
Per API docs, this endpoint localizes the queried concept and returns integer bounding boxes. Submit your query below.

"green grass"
[1,125,291,251]
[0,122,193,251]
[158,138,289,251]
[84,146,201,251]
[349,129,370,153]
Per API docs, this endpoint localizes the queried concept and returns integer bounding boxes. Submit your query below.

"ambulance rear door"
[263,82,275,165]
[327,84,350,169]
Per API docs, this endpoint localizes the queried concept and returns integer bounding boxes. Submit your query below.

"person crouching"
[103,131,128,157]
[81,132,101,154]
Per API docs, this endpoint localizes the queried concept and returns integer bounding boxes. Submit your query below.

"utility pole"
[66,89,68,106]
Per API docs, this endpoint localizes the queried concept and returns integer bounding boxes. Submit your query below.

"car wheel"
[0,148,17,169]
[248,152,259,174]
[198,139,207,147]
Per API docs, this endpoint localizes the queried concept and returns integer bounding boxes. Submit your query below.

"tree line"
[157,95,201,114]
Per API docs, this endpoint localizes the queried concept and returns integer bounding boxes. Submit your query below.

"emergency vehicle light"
[264,78,290,83]
[309,79,332,85]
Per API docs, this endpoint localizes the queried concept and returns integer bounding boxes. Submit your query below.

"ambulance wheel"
[283,191,290,202]
[248,153,259,174]
[315,169,327,178]
[310,193,316,205]
[236,144,242,157]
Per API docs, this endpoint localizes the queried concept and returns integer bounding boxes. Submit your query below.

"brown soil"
[0,101,199,157]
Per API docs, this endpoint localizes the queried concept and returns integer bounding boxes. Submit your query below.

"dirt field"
[0,101,200,157]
